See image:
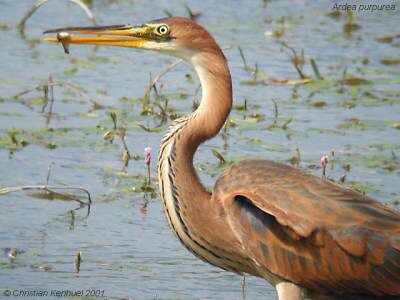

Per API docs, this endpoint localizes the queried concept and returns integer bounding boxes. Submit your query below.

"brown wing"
[213,159,400,296]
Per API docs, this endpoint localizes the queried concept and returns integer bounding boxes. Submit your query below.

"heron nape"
[44,17,400,300]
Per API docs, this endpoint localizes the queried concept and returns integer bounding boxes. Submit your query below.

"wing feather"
[213,159,400,296]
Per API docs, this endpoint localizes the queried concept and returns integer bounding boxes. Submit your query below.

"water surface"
[0,0,399,299]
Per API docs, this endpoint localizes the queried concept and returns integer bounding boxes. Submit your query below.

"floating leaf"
[376,34,400,43]
[89,55,116,63]
[163,92,189,100]
[383,164,398,172]
[376,36,393,43]
[45,142,57,149]
[268,78,312,85]
[241,79,259,86]
[70,58,94,68]
[392,123,400,130]
[326,11,341,19]
[340,77,370,86]
[0,23,11,30]
[310,100,327,108]
[137,124,161,133]
[380,59,400,66]
[75,111,99,118]
[343,22,361,34]
[63,67,78,76]
[337,100,356,109]
[337,118,395,131]
[344,153,399,173]
[31,263,53,271]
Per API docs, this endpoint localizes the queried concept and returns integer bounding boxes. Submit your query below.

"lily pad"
[337,118,394,131]
[392,123,400,130]
[343,153,399,173]
[64,67,79,76]
[380,58,400,66]
[339,77,370,86]
[310,100,327,108]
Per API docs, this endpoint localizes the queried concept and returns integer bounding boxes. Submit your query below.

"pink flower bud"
[144,147,152,166]
[320,155,328,168]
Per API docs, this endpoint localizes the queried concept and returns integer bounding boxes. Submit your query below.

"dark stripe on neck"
[163,135,240,270]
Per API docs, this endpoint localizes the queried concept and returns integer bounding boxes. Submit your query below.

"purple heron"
[44,17,400,299]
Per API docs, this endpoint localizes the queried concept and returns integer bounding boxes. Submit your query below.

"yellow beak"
[43,24,150,52]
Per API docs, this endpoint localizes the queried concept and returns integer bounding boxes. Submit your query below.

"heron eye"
[156,24,169,36]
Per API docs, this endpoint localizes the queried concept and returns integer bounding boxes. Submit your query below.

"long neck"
[158,50,234,269]
[159,50,232,196]
[191,51,233,143]
[177,50,233,190]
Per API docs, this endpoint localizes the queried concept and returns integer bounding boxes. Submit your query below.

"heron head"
[44,17,221,61]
